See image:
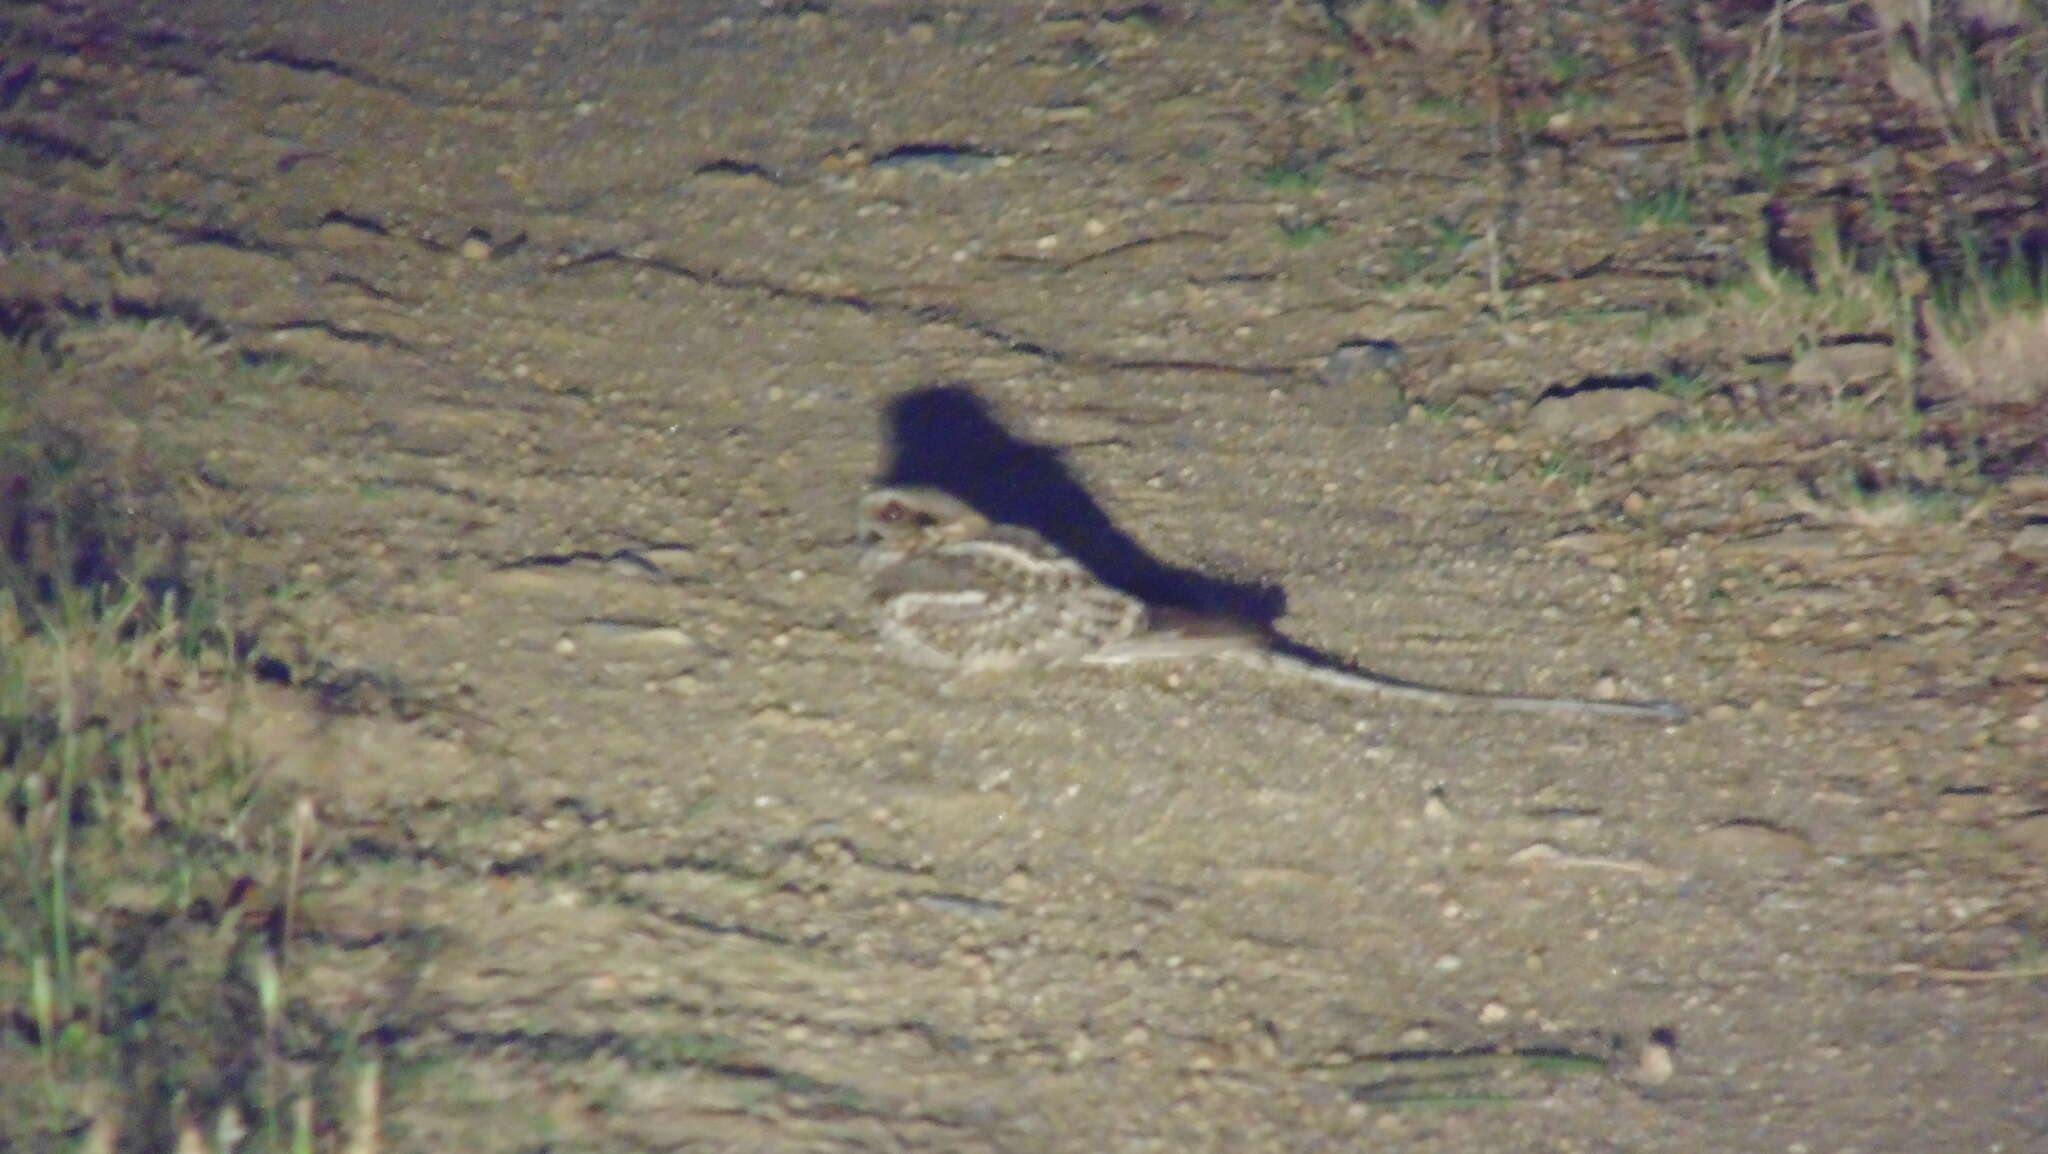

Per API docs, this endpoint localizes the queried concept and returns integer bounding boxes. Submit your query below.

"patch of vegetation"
[1873,0,2048,154]
[1276,218,1334,248]
[1297,56,1344,99]
[1412,92,1480,123]
[1910,239,2048,475]
[1541,49,1588,88]
[1724,118,1801,192]
[1925,234,2048,347]
[1690,210,2045,467]
[1621,183,1693,230]
[1788,464,1979,528]
[1346,0,1479,59]
[1254,159,1324,193]
[1664,0,1805,187]
[0,323,375,1152]
[1654,365,1718,403]
[1386,215,1478,282]
[1721,221,1916,366]
[1536,449,1595,490]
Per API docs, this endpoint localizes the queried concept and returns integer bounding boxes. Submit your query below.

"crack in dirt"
[0,124,106,166]
[267,317,414,351]
[559,248,1297,379]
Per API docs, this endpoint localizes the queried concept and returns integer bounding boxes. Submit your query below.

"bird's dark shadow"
[877,384,1286,628]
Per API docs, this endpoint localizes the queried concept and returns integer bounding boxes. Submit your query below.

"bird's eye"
[875,501,944,527]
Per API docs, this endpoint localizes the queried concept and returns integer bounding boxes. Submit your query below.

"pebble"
[2007,523,2048,562]
[635,546,700,580]
[1547,531,1626,554]
[1635,1037,1676,1084]
[568,621,693,649]
[1786,342,1894,395]
[656,673,703,695]
[914,892,1007,920]
[1315,340,1407,425]
[1528,386,1680,441]
[1316,339,1405,386]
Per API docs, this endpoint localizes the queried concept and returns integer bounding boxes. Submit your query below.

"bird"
[855,485,1686,722]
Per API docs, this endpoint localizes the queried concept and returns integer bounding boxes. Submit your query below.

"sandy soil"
[2,0,2044,1150]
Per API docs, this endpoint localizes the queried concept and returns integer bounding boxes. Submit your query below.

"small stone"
[1316,341,1407,425]
[1547,531,1625,554]
[1800,686,1839,709]
[1933,789,1995,824]
[1689,820,1813,872]
[569,622,693,649]
[1528,386,1680,441]
[1786,342,1894,396]
[1635,1039,1676,1084]
[1922,303,2048,404]
[1505,842,1564,865]
[1318,339,1406,386]
[1478,1002,1508,1024]
[2007,523,2048,562]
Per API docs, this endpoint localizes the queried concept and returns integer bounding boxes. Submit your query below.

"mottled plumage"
[856,486,1686,722]
[857,488,1150,671]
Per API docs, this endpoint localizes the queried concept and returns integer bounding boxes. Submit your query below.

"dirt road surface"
[3,0,2043,1150]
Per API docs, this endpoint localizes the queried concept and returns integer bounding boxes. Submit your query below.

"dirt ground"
[3,0,2045,1150]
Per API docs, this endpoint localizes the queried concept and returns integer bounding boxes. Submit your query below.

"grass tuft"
[0,320,374,1152]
